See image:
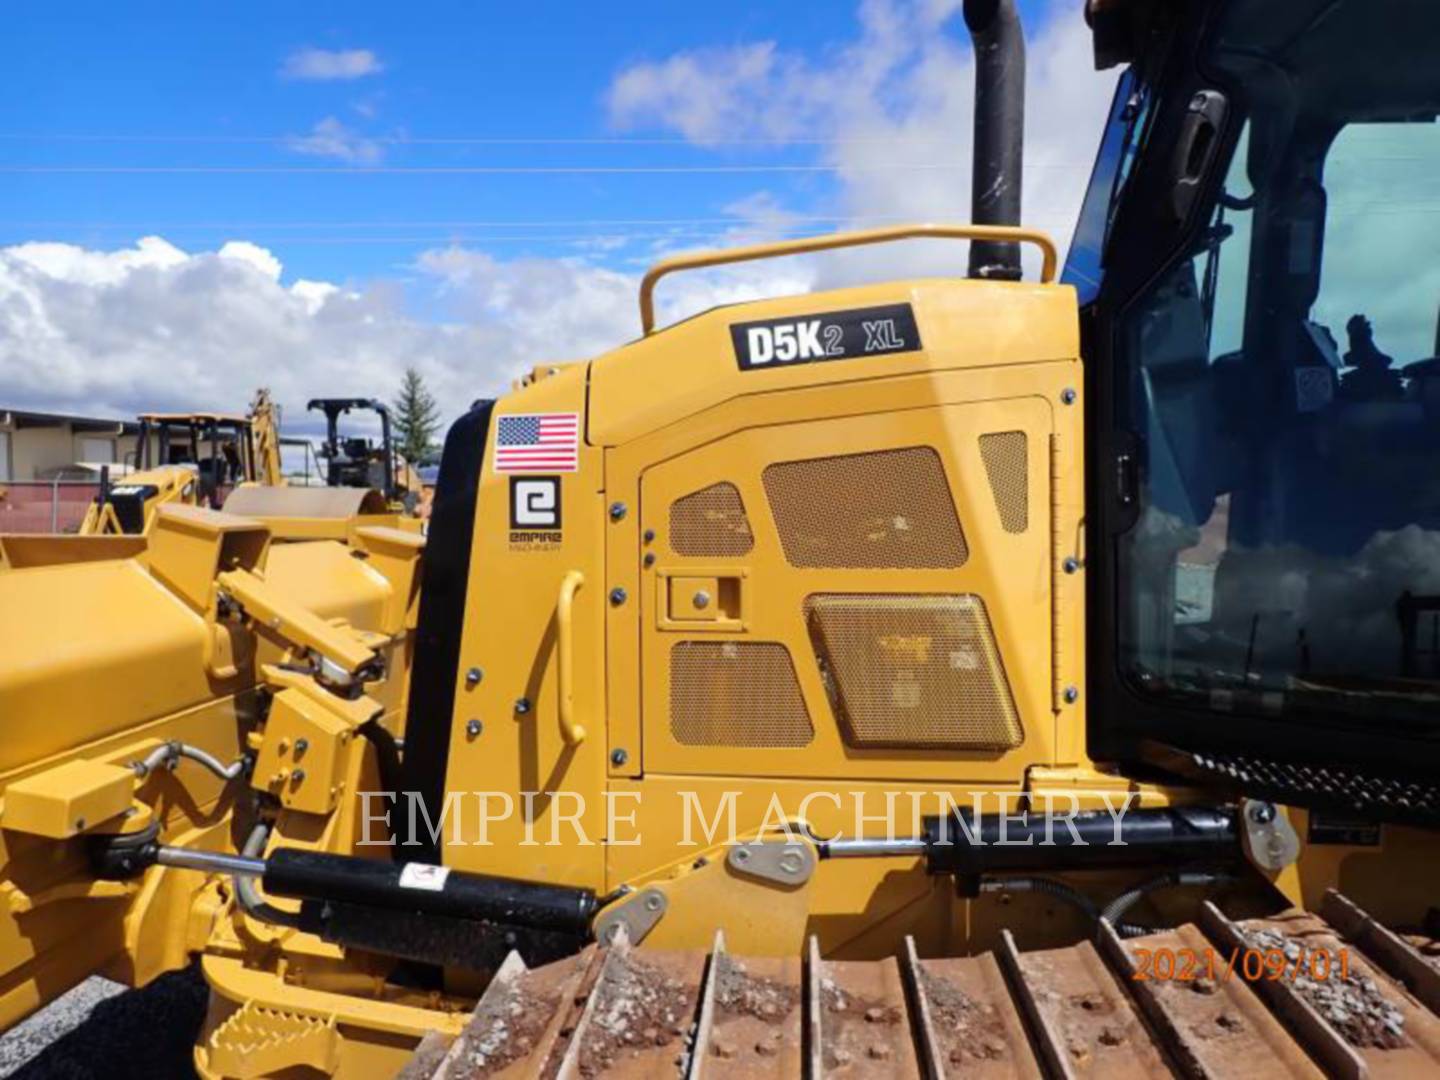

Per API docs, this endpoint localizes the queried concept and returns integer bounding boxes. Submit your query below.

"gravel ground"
[0,967,207,1079]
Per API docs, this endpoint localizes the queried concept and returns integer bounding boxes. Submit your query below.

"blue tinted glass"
[1115,0,1440,728]
[1062,70,1144,303]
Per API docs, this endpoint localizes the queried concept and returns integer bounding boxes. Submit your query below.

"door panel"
[639,399,1054,783]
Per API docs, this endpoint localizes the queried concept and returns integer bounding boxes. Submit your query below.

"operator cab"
[135,412,256,506]
[1074,0,1440,813]
[307,398,399,504]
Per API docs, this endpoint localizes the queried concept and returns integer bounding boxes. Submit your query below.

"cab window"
[1115,0,1440,728]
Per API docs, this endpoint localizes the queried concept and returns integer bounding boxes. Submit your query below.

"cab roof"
[138,412,251,425]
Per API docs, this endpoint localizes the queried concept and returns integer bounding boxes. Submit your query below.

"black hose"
[356,720,403,853]
[981,876,1100,920]
[235,822,302,930]
[1102,871,1237,938]
[980,876,1164,937]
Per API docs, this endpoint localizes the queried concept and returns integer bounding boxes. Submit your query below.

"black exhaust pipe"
[964,0,1026,281]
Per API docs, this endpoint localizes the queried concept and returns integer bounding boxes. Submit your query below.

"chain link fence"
[0,481,99,533]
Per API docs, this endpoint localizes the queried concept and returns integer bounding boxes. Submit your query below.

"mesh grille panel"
[763,448,967,569]
[979,431,1028,533]
[669,482,754,557]
[670,642,814,747]
[806,594,1022,750]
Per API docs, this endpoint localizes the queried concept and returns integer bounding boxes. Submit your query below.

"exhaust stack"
[964,0,1026,281]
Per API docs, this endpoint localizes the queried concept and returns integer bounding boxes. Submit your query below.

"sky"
[0,0,1119,439]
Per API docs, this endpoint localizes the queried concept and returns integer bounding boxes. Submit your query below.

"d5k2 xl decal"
[730,303,921,371]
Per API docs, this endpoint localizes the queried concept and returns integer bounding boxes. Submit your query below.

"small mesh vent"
[763,448,967,569]
[805,594,1022,750]
[670,641,814,747]
[669,482,754,557]
[979,432,1028,533]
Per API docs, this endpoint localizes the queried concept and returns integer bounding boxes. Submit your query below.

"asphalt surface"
[0,968,206,1079]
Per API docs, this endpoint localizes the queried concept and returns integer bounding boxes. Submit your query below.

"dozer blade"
[402,890,1440,1079]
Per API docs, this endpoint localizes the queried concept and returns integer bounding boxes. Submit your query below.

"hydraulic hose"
[234,822,302,930]
[979,876,1163,938]
[134,741,247,782]
[1101,870,1236,938]
[980,875,1100,921]
[355,721,403,852]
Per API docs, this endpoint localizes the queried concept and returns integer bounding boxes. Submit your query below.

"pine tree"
[392,366,441,464]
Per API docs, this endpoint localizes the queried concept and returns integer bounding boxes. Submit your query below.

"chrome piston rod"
[156,846,265,877]
[820,837,928,858]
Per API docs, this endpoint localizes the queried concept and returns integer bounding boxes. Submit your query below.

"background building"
[0,408,145,532]
[0,408,143,482]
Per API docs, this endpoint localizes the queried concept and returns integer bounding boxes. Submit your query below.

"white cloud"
[609,0,1116,280]
[0,237,486,437]
[0,236,810,444]
[217,241,283,282]
[607,43,816,144]
[0,2,1122,446]
[286,117,384,165]
[280,47,383,82]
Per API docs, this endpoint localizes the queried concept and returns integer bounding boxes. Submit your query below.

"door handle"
[556,570,587,746]
[1169,89,1227,223]
[657,570,748,630]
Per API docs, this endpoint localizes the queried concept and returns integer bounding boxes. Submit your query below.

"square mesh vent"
[762,447,967,569]
[669,482,754,557]
[805,594,1023,750]
[670,641,814,747]
[979,431,1028,533]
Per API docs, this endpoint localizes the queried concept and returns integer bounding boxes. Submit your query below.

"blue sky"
[3,0,1065,285]
[0,1,1114,430]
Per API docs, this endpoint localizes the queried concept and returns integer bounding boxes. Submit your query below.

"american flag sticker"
[493,412,580,473]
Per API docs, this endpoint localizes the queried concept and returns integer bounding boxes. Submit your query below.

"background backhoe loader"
[77,389,287,537]
[0,0,1437,1076]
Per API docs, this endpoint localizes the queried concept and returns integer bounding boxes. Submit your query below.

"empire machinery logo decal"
[494,412,580,473]
[509,475,562,547]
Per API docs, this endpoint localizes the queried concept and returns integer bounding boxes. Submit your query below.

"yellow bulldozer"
[2,0,1439,1076]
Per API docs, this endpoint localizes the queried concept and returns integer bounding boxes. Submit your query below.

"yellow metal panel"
[147,505,269,612]
[0,534,147,570]
[636,398,1056,783]
[1,759,136,838]
[589,279,1078,447]
[260,540,395,636]
[603,777,973,955]
[437,366,608,891]
[0,559,227,774]
[252,688,353,816]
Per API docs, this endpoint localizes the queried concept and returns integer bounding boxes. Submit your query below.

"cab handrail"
[638,223,1059,334]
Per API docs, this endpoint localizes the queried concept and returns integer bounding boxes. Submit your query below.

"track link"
[406,890,1440,1078]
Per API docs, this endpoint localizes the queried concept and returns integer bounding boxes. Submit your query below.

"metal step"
[403,890,1440,1079]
